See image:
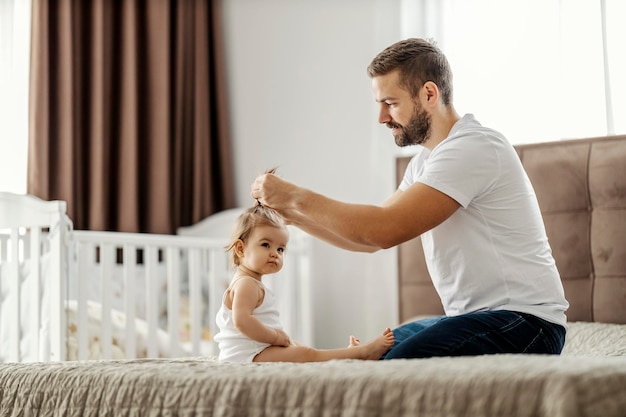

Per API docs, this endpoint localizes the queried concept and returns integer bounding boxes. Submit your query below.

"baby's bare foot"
[360,327,394,360]
[348,335,360,347]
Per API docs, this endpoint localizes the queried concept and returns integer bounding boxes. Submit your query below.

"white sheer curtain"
[401,0,625,144]
[0,0,31,193]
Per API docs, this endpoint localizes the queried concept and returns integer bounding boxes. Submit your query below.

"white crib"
[0,193,312,363]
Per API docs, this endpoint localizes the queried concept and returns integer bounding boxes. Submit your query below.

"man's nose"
[378,106,390,124]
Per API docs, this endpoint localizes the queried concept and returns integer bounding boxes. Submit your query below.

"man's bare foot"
[358,327,394,360]
[348,335,360,347]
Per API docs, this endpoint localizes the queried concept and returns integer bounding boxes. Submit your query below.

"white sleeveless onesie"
[214,276,284,362]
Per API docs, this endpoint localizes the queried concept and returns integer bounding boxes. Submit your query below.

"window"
[401,0,625,144]
[0,0,31,194]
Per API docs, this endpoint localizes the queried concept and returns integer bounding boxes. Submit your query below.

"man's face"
[371,70,432,147]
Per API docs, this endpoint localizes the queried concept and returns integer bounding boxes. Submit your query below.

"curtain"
[28,0,234,234]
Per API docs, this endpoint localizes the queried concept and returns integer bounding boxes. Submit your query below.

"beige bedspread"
[1,354,625,417]
[562,322,626,356]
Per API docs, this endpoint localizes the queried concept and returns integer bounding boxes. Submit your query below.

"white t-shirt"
[399,114,568,327]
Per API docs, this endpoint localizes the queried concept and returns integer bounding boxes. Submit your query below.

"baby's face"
[239,225,289,276]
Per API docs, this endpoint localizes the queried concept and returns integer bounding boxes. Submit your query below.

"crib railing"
[0,228,59,362]
[68,228,313,360]
[0,192,68,363]
[1,193,313,363]
[69,231,231,360]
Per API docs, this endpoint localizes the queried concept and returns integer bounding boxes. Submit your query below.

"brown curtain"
[27,0,235,234]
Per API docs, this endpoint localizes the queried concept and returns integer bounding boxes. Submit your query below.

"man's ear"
[234,239,245,258]
[422,81,439,106]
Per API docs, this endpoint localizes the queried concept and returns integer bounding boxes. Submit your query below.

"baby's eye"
[261,242,270,248]
[277,247,285,253]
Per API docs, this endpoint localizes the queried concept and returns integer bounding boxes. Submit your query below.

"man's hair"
[226,205,288,267]
[367,38,453,105]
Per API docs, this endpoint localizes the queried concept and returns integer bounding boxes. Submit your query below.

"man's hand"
[251,172,300,212]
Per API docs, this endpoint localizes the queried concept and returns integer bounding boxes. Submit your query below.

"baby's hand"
[273,329,291,347]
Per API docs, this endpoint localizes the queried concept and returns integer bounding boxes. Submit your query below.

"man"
[251,38,568,359]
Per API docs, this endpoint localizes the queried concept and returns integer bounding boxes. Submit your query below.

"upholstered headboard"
[396,134,626,324]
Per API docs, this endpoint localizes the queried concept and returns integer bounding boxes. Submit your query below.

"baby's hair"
[226,205,288,267]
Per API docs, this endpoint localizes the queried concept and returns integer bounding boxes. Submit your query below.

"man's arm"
[252,174,460,250]
[283,208,381,252]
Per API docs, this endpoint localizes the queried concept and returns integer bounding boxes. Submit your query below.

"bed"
[0,195,312,363]
[0,135,625,417]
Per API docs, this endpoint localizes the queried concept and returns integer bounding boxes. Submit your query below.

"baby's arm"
[230,277,290,346]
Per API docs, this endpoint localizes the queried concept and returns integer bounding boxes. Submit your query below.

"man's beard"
[387,105,432,147]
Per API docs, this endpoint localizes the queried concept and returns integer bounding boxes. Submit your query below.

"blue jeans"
[381,310,566,359]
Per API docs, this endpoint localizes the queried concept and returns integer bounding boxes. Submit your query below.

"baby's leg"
[253,328,394,363]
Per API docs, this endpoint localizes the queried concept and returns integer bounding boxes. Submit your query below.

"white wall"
[221,0,405,347]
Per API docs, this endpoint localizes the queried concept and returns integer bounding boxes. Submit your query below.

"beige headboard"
[396,134,626,324]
